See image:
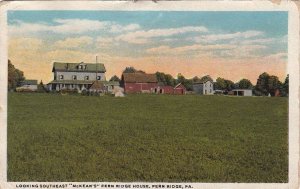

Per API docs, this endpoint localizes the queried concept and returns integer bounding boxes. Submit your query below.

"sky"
[8,11,288,83]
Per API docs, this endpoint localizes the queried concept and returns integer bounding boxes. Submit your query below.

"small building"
[121,72,158,94]
[193,75,214,95]
[230,89,253,96]
[153,83,186,95]
[16,80,38,91]
[173,83,186,95]
[103,81,121,94]
[89,81,105,93]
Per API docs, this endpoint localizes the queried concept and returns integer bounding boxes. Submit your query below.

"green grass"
[7,93,288,182]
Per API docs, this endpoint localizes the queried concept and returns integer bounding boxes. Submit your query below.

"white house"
[47,62,106,92]
[192,75,214,95]
[16,80,38,91]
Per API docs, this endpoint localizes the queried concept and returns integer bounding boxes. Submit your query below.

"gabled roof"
[89,81,104,90]
[174,83,186,89]
[193,75,213,84]
[122,73,157,83]
[21,80,38,85]
[52,62,106,72]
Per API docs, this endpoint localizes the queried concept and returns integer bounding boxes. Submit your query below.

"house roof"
[89,81,104,90]
[193,75,213,84]
[122,73,157,83]
[174,83,186,89]
[21,80,38,85]
[52,62,106,72]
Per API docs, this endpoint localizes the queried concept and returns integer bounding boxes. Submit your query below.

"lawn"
[7,93,288,182]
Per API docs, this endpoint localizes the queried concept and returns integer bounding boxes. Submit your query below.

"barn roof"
[122,73,158,83]
[52,62,106,72]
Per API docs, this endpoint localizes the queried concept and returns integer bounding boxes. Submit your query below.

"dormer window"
[73,75,77,80]
[60,75,64,80]
[97,76,101,80]
[85,76,89,80]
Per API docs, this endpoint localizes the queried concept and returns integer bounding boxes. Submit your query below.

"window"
[72,75,77,80]
[85,76,89,80]
[97,76,101,80]
[59,75,64,80]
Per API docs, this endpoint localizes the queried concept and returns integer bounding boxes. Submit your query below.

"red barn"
[173,83,186,95]
[121,72,158,93]
[153,83,186,95]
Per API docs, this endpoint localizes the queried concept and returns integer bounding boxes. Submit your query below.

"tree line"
[114,66,289,97]
[8,62,289,97]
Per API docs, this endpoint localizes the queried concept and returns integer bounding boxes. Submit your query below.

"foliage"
[109,75,121,82]
[60,88,78,95]
[155,72,176,87]
[37,80,48,93]
[123,67,145,74]
[8,93,288,182]
[176,74,193,91]
[280,75,289,97]
[214,77,235,91]
[237,79,253,89]
[8,60,25,91]
[255,72,283,96]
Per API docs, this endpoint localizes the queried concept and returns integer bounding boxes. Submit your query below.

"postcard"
[0,1,299,189]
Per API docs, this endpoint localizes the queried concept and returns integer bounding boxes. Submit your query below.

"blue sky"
[8,11,288,83]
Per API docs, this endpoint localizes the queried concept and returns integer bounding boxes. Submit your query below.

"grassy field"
[7,93,288,182]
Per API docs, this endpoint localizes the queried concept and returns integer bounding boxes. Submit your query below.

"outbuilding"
[153,83,186,95]
[16,80,38,92]
[121,72,158,93]
[230,89,253,96]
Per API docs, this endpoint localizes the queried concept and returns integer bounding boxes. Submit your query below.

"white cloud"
[53,36,93,49]
[110,23,141,33]
[195,30,264,43]
[116,26,208,44]
[9,19,140,35]
[146,44,236,54]
[96,37,114,44]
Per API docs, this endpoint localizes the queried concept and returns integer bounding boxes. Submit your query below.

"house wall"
[243,90,253,96]
[55,71,106,81]
[193,84,204,94]
[124,83,158,93]
[18,85,37,91]
[193,81,214,95]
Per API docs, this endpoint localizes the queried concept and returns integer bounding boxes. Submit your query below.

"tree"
[155,72,177,87]
[37,80,48,93]
[123,67,145,74]
[176,74,193,91]
[123,67,137,73]
[214,77,227,90]
[254,72,282,96]
[214,77,235,91]
[8,59,25,91]
[281,74,289,96]
[237,79,253,89]
[109,75,120,82]
[255,72,270,96]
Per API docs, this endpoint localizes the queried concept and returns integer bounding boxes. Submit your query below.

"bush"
[60,88,78,95]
